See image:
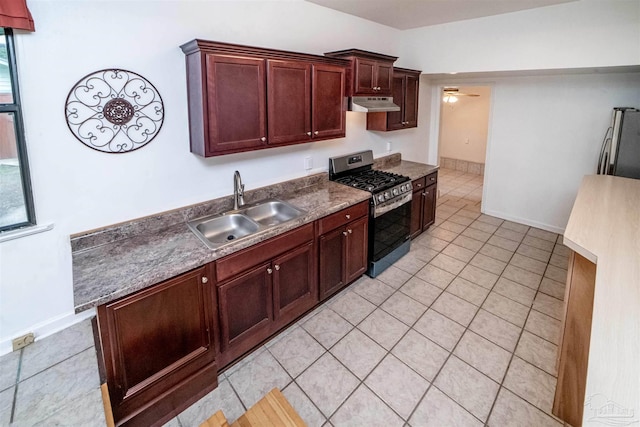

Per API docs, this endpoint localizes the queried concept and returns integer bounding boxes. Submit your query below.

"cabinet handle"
[274,265,280,271]
[201,277,208,284]
[416,183,422,188]
[345,214,351,219]
[422,192,426,196]
[261,137,266,142]
[342,231,348,236]
[348,229,352,234]
[307,132,311,136]
[314,131,319,135]
[430,177,435,181]
[267,267,273,274]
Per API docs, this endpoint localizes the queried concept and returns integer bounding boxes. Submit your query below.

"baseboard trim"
[0,309,96,356]
[482,208,566,235]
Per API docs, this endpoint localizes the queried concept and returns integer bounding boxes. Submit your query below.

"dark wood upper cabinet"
[206,55,267,154]
[312,64,346,139]
[367,67,421,132]
[181,40,348,157]
[96,266,217,427]
[324,49,397,97]
[267,60,311,145]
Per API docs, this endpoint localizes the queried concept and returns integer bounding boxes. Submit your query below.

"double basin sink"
[188,199,306,249]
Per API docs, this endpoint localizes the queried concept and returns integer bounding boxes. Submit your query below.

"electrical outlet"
[12,333,34,351]
[304,156,312,170]
[386,141,392,152]
[465,138,470,145]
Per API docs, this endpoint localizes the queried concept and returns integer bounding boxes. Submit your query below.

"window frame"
[0,27,35,233]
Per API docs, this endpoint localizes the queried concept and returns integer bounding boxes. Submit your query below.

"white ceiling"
[305,0,577,30]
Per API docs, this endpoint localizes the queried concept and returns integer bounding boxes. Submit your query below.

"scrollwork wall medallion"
[65,69,164,153]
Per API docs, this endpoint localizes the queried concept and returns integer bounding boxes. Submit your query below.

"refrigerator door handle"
[597,127,613,175]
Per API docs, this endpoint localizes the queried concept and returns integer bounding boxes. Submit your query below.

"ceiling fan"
[442,87,479,103]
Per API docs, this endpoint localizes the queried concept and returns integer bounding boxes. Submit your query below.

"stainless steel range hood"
[348,96,400,112]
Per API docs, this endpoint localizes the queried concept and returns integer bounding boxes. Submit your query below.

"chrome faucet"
[233,170,245,210]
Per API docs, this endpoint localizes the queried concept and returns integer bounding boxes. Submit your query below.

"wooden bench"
[200,388,306,427]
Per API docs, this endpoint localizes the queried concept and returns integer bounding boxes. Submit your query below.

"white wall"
[430,72,640,232]
[484,72,640,231]
[400,0,640,73]
[0,0,436,354]
[439,86,491,163]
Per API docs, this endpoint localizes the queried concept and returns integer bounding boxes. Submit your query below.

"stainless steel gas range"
[329,150,412,277]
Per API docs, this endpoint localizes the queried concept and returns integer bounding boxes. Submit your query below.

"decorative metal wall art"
[65,69,164,153]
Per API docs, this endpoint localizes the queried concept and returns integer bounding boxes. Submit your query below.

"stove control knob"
[377,194,385,203]
[384,191,390,200]
[392,188,399,196]
[401,184,407,192]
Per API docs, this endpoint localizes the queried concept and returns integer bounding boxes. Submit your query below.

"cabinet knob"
[342,231,348,236]
[202,277,208,284]
[314,131,319,135]
[416,183,422,188]
[424,191,429,196]
[345,214,351,219]
[261,137,266,142]
[377,86,381,90]
[348,229,352,234]
[267,267,273,274]
[274,265,280,271]
[430,177,436,181]
[307,132,311,136]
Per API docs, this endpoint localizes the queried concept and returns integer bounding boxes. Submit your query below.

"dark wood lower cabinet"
[96,266,217,427]
[217,262,273,358]
[215,223,317,368]
[318,202,369,301]
[410,172,437,239]
[273,241,317,327]
[97,208,371,426]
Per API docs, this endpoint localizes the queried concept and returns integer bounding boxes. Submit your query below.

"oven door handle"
[374,193,413,218]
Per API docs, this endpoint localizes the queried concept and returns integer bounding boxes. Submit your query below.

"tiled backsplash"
[440,157,484,175]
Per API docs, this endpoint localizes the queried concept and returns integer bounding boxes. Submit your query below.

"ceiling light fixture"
[442,95,458,103]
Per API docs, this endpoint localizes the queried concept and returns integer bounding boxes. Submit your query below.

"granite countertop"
[72,155,438,312]
[376,158,439,180]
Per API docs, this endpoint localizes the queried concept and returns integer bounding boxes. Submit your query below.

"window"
[0,27,34,232]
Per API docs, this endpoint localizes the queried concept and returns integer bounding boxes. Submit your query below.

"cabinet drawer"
[216,223,314,282]
[412,177,426,190]
[317,201,369,235]
[426,172,438,185]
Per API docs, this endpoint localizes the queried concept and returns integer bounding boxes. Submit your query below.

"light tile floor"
[0,168,571,426]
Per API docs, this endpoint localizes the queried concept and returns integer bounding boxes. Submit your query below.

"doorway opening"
[436,85,491,212]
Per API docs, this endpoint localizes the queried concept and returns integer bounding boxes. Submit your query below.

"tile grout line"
[9,347,23,424]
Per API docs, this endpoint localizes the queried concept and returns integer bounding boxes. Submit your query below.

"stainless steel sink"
[243,200,305,227]
[188,199,305,249]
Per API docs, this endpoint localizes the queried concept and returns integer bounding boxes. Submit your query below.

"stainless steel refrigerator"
[597,107,640,179]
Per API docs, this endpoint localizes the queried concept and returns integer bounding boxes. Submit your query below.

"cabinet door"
[206,55,267,154]
[345,216,368,284]
[267,60,311,145]
[318,227,346,301]
[273,242,317,326]
[217,262,273,363]
[375,62,393,96]
[387,74,405,130]
[421,183,436,230]
[98,267,216,424]
[404,73,419,128]
[410,188,423,239]
[312,64,346,140]
[353,58,376,95]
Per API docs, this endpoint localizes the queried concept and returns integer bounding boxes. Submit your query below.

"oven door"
[369,199,411,264]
